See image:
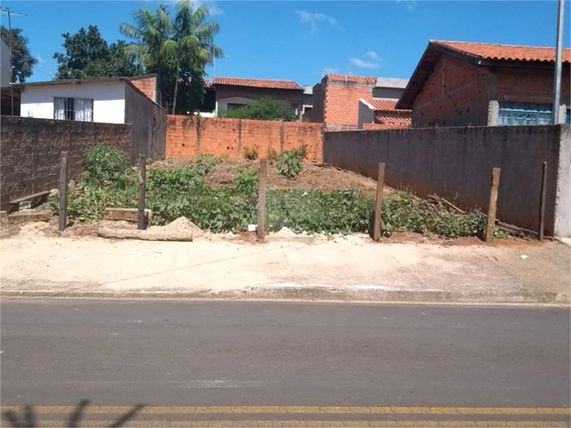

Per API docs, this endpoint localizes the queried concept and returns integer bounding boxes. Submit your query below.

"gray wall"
[0,116,131,211]
[324,125,570,237]
[124,83,166,162]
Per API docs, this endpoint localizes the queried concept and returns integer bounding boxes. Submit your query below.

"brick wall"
[166,115,323,162]
[129,75,157,102]
[412,56,490,127]
[1,116,131,210]
[493,66,571,104]
[310,75,377,128]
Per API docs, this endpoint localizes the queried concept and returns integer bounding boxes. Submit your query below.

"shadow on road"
[2,399,145,427]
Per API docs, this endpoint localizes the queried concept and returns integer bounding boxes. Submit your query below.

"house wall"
[129,75,158,103]
[166,115,323,162]
[310,83,325,123]
[124,83,166,162]
[411,56,491,127]
[357,99,374,129]
[492,66,571,104]
[0,116,131,211]
[215,86,303,114]
[323,125,571,237]
[1,38,10,86]
[20,80,126,123]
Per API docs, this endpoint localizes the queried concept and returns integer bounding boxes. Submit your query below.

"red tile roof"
[374,115,411,128]
[213,77,303,90]
[366,98,412,113]
[431,40,571,63]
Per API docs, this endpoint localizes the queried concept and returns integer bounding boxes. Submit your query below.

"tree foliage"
[0,26,37,83]
[120,0,222,113]
[53,25,143,79]
[220,97,296,121]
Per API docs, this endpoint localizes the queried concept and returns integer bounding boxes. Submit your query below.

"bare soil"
[150,158,391,196]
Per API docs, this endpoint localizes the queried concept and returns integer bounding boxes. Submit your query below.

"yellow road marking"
[27,420,571,427]
[1,406,569,415]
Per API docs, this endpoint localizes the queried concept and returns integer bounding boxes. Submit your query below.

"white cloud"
[349,51,381,69]
[322,67,340,76]
[396,0,418,12]
[296,10,337,32]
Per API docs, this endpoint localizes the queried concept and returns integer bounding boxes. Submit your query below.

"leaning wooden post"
[137,154,147,230]
[539,162,547,240]
[58,151,68,231]
[257,158,268,240]
[372,162,386,241]
[485,167,501,243]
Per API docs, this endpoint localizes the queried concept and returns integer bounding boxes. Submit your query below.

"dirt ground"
[0,216,546,250]
[150,158,390,196]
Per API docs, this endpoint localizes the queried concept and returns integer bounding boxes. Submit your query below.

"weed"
[276,150,303,179]
[244,146,259,161]
[194,154,220,175]
[267,147,279,161]
[233,170,258,194]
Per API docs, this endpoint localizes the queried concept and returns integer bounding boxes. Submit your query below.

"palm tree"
[120,0,222,114]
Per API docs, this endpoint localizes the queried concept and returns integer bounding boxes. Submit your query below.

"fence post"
[485,167,501,243]
[137,154,147,230]
[539,162,547,240]
[58,151,68,231]
[257,158,268,240]
[372,163,386,241]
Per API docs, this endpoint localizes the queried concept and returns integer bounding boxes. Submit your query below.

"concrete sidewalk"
[1,224,569,304]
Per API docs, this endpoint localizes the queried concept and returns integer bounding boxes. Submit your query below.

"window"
[497,102,552,126]
[54,97,94,122]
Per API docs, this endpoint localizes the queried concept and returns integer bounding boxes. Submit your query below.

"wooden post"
[58,151,68,231]
[137,154,146,230]
[539,162,547,240]
[372,163,386,241]
[485,167,501,243]
[257,158,267,240]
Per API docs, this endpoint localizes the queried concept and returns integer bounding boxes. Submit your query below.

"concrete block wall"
[324,125,571,237]
[166,115,323,162]
[0,116,132,210]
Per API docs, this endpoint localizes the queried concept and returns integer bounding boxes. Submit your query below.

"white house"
[15,76,167,160]
[18,77,136,123]
[1,38,11,87]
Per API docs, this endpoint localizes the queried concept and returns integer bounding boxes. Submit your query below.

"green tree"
[220,97,296,121]
[53,25,143,79]
[0,26,38,83]
[120,0,222,113]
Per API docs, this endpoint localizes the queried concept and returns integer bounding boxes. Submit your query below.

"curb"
[1,286,569,305]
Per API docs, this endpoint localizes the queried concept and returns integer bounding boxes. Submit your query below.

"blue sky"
[1,1,570,86]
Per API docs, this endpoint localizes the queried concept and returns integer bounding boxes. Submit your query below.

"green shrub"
[219,97,295,121]
[244,146,259,161]
[276,150,303,179]
[194,154,220,175]
[82,145,136,189]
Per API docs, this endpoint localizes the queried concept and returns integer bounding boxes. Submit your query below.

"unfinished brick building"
[310,75,411,130]
[396,40,571,127]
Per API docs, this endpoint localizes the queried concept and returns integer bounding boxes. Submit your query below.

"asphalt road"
[1,300,569,427]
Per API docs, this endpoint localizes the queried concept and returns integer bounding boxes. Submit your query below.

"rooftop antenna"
[1,6,27,116]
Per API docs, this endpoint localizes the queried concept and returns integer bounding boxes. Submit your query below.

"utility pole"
[552,0,565,125]
[1,6,27,116]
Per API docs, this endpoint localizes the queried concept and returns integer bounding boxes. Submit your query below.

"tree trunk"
[172,66,180,114]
